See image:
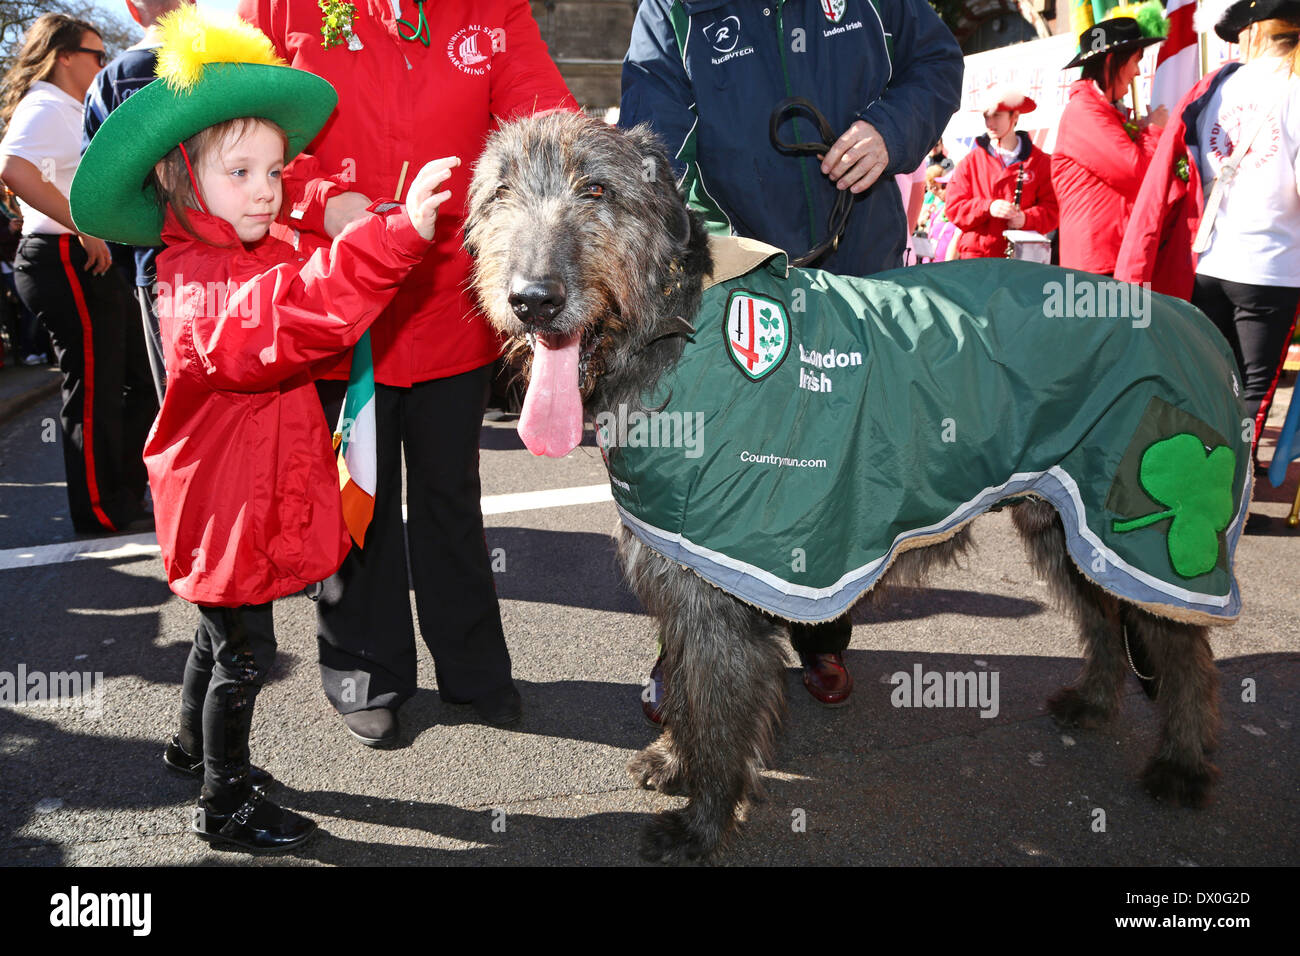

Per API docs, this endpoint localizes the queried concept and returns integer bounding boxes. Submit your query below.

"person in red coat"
[241,0,580,744]
[1052,7,1169,275]
[69,7,456,850]
[945,85,1057,259]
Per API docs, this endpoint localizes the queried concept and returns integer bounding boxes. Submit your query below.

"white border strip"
[615,464,1238,611]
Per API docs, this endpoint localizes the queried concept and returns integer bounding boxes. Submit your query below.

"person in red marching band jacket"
[943,86,1058,259]
[1052,7,1169,275]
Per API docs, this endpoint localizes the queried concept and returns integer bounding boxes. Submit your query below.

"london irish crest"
[724,290,789,381]
[822,0,847,23]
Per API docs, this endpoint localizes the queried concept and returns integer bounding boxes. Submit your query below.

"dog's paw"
[627,746,687,796]
[1047,686,1113,729]
[638,809,715,865]
[1141,756,1219,808]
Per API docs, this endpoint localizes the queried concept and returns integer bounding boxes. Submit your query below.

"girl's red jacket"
[149,206,429,606]
[944,132,1057,259]
[1052,79,1161,275]
[239,0,579,386]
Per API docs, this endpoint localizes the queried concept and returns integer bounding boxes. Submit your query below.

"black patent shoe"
[192,789,316,854]
[163,736,274,790]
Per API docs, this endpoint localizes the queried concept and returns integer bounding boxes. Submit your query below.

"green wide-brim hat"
[70,9,337,247]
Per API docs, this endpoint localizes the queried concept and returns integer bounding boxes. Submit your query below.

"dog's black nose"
[509,276,567,325]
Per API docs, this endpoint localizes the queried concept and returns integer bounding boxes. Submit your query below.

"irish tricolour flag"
[335,331,376,548]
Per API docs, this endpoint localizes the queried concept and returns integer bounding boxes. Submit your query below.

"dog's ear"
[621,123,691,245]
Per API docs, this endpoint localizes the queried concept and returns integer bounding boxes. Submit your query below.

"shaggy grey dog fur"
[464,111,1221,864]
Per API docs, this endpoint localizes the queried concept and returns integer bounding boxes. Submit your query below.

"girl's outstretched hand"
[406,156,460,240]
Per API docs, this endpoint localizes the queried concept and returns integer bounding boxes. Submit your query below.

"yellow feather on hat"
[154,5,286,93]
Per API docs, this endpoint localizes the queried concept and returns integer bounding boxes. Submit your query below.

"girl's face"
[195,122,285,243]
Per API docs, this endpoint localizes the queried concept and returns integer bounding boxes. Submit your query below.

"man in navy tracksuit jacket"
[83,0,180,402]
[620,0,963,707]
[620,0,963,276]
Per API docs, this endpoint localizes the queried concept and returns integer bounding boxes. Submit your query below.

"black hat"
[1197,0,1300,43]
[1064,2,1169,69]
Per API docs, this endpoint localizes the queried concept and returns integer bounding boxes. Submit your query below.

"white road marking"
[0,484,614,571]
[479,483,611,516]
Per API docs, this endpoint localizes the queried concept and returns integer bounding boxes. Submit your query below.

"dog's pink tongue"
[518,332,584,458]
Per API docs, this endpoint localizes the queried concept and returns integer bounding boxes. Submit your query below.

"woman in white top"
[1191,0,1300,490]
[0,13,155,534]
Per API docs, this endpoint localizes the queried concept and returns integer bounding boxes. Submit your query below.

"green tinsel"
[1133,1,1170,39]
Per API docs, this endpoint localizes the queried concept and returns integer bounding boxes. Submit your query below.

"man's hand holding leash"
[820,120,890,193]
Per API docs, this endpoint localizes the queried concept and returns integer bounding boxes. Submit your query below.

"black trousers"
[135,283,166,403]
[316,364,512,713]
[1193,275,1300,453]
[180,603,277,809]
[789,615,852,655]
[12,234,155,532]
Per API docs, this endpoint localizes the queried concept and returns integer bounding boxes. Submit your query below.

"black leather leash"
[769,97,855,267]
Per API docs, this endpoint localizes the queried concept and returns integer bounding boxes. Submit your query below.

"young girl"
[70,7,456,852]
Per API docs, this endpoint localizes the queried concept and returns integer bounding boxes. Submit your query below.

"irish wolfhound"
[465,111,1246,863]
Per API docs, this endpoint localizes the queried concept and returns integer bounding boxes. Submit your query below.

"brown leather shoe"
[641,653,666,726]
[800,652,853,707]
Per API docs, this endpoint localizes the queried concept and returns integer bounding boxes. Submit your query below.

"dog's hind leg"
[1123,609,1220,807]
[1011,499,1127,729]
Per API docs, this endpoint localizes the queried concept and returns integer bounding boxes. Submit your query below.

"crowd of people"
[0,0,1295,853]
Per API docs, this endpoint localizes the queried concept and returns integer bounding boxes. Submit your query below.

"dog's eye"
[494,184,510,200]
[580,183,605,200]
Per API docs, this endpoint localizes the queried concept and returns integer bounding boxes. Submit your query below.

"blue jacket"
[619,0,963,275]
[83,43,162,287]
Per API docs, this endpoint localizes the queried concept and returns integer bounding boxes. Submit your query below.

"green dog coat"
[598,237,1250,625]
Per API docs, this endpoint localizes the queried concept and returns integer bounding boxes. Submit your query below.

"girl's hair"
[1,14,101,127]
[152,116,289,244]
[1080,49,1135,98]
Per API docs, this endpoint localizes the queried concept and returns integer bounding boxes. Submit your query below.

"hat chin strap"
[178,142,211,216]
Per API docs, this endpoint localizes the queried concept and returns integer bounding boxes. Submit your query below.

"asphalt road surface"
[0,387,1296,867]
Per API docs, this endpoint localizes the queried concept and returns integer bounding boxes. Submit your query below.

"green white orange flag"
[335,331,376,548]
